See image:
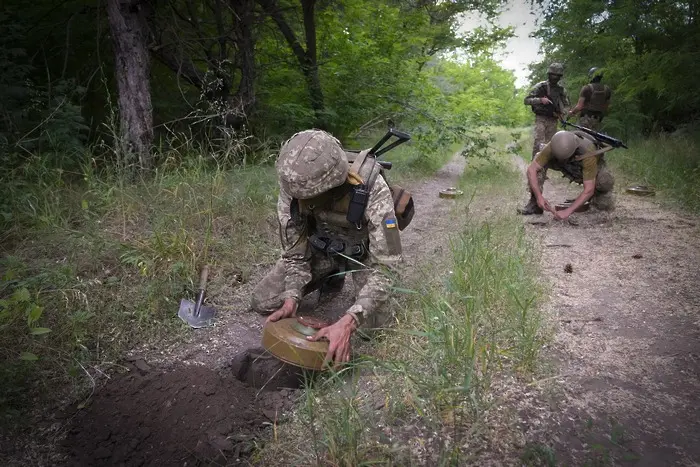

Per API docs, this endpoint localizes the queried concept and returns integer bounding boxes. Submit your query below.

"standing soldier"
[568,67,612,131]
[519,62,570,215]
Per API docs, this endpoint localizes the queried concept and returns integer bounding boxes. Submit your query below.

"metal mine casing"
[439,187,464,199]
[261,318,329,370]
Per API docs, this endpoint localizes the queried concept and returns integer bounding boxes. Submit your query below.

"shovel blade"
[178,299,217,329]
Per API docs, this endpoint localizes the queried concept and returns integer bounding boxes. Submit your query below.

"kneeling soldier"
[251,129,403,366]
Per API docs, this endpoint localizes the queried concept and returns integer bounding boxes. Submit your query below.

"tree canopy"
[529,0,700,135]
[0,0,529,170]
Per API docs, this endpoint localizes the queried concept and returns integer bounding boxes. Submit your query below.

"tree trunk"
[301,0,324,122]
[229,0,257,127]
[107,0,153,171]
[258,0,326,127]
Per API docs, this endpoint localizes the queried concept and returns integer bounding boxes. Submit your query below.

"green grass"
[0,157,280,424]
[261,127,549,465]
[608,129,700,213]
[0,129,459,427]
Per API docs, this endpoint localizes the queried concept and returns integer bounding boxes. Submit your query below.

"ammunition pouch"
[309,234,366,259]
[389,184,414,230]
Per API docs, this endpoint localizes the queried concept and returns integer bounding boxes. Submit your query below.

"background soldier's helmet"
[547,62,564,76]
[276,129,349,199]
[550,131,579,162]
[588,67,604,79]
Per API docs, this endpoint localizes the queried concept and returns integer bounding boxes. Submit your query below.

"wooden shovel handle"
[198,265,210,291]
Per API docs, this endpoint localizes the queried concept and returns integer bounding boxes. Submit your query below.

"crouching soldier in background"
[250,129,404,366]
[525,130,616,220]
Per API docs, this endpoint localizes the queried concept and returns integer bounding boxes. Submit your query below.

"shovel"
[178,265,217,329]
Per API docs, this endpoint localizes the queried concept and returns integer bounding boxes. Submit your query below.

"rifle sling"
[574,144,614,161]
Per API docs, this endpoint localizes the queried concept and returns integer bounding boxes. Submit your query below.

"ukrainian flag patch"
[384,218,397,229]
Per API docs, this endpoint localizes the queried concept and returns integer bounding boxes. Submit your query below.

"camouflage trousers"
[250,253,389,329]
[532,114,559,159]
[579,114,602,131]
[526,115,559,201]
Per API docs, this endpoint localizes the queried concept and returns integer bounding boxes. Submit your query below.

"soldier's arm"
[569,85,589,115]
[345,176,402,325]
[523,84,545,106]
[277,185,312,303]
[527,145,555,213]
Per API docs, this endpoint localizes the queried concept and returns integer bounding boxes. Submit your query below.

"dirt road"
[520,173,700,466]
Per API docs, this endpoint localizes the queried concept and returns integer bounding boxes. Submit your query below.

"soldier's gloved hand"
[265,298,297,324]
[307,314,357,368]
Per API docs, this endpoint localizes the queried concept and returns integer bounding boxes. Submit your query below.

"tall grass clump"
[609,128,700,213]
[0,137,280,426]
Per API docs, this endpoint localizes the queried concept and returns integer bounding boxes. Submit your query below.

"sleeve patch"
[382,213,402,255]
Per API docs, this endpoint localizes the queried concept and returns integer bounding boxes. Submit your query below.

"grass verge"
[259,127,549,465]
[607,128,700,213]
[0,129,458,428]
[0,157,280,424]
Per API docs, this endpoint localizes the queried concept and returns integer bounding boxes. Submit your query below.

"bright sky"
[457,0,542,88]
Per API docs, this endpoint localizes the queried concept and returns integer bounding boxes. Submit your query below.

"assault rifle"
[560,119,628,149]
[346,127,412,171]
[346,128,412,226]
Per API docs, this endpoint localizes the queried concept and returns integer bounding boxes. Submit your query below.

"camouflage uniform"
[521,69,570,214]
[524,81,570,158]
[251,130,402,329]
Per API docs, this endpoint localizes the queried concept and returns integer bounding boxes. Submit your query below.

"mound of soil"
[63,352,304,466]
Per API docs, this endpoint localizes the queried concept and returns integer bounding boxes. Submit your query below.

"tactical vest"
[583,83,608,113]
[296,183,371,260]
[292,153,414,260]
[531,81,565,117]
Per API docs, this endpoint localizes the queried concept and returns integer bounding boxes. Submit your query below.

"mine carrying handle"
[369,128,412,157]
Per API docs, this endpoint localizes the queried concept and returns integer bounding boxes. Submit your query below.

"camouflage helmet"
[588,67,604,80]
[547,62,564,76]
[550,131,578,162]
[276,130,349,199]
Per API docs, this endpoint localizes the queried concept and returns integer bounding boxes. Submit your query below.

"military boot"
[517,195,543,215]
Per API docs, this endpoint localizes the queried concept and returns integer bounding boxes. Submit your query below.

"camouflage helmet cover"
[548,62,564,76]
[550,131,579,162]
[276,130,349,199]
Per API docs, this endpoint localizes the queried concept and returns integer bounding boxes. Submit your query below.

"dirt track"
[517,170,700,465]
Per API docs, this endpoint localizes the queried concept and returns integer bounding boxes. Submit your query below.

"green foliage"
[609,125,700,213]
[0,148,279,424]
[530,0,700,134]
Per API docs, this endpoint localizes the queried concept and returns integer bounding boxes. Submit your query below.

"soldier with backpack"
[568,67,612,131]
[250,129,413,366]
[519,62,571,215]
